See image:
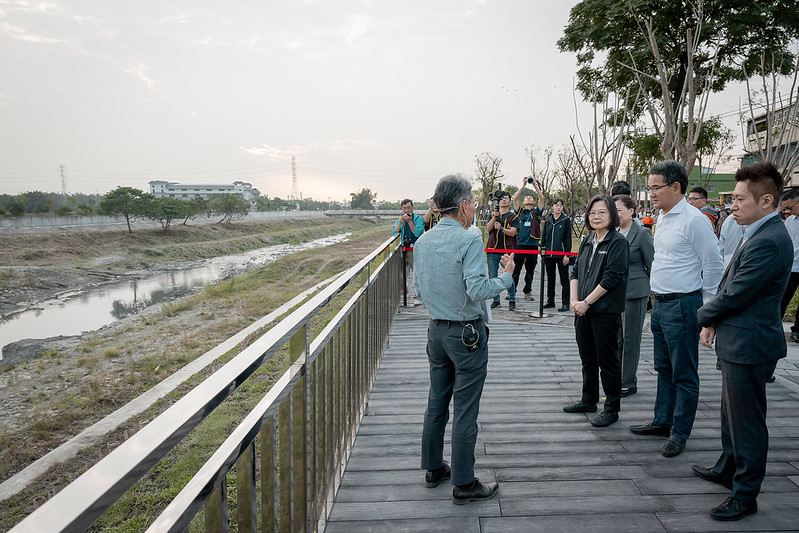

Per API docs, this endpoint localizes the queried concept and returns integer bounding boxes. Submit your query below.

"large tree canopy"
[558,0,799,108]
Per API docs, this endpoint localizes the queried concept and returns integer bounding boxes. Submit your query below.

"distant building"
[149,180,260,206]
[743,102,799,185]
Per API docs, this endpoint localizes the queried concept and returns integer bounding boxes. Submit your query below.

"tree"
[100,187,153,234]
[349,188,377,209]
[144,197,187,232]
[208,194,249,223]
[524,146,557,201]
[473,152,504,212]
[693,116,736,187]
[559,0,799,172]
[4,198,25,217]
[181,197,208,225]
[555,145,590,218]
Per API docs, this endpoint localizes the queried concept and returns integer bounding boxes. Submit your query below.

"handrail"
[12,235,402,532]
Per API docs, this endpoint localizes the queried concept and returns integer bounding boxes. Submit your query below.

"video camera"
[490,183,506,211]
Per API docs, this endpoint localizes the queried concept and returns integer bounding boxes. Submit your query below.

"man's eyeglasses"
[645,183,672,193]
[686,196,704,202]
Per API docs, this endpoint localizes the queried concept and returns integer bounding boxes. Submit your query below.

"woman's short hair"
[585,194,620,231]
[551,198,564,207]
[433,174,472,215]
[613,194,636,213]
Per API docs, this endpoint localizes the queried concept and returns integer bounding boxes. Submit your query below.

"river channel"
[0,233,350,356]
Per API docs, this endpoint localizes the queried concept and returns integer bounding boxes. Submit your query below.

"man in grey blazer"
[695,162,792,521]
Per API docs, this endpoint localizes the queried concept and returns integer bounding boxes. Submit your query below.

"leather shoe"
[710,497,757,521]
[452,479,499,505]
[791,331,799,343]
[766,374,776,383]
[629,422,670,437]
[691,465,732,489]
[591,411,619,427]
[542,302,555,309]
[558,304,570,312]
[490,301,500,309]
[620,387,637,398]
[425,461,451,488]
[563,401,597,413]
[508,301,516,311]
[661,437,686,457]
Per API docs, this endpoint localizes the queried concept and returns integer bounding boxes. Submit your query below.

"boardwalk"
[325,307,799,532]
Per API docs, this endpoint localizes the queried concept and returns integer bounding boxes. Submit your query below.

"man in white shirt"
[629,160,723,458]
[779,189,799,342]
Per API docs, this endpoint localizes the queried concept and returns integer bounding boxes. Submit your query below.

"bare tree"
[740,51,799,185]
[524,145,557,200]
[621,1,717,174]
[473,152,504,212]
[556,145,588,216]
[569,78,637,194]
[695,116,736,188]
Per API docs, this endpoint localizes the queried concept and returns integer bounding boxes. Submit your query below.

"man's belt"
[652,289,701,302]
[431,318,481,327]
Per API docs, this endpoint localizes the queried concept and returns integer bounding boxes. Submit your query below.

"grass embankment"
[0,219,394,531]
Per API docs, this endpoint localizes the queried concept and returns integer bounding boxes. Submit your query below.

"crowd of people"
[398,160,795,521]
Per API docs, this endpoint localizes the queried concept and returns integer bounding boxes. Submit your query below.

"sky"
[0,0,747,204]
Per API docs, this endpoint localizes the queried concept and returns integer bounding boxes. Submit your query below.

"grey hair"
[650,160,688,194]
[433,174,473,214]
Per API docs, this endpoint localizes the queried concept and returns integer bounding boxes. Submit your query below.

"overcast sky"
[0,0,745,203]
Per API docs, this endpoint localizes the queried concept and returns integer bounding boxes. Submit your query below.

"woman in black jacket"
[564,194,629,427]
[540,198,573,311]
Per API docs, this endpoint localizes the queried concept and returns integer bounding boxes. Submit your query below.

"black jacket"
[569,229,629,314]
[540,214,572,253]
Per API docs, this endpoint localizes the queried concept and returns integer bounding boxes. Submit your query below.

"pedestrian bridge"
[10,237,799,532]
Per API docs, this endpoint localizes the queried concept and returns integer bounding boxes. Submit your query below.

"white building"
[149,180,260,206]
[744,102,799,185]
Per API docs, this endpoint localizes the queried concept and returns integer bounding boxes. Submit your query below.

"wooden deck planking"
[324,310,799,532]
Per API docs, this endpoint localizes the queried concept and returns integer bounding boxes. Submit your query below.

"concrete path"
[323,305,799,532]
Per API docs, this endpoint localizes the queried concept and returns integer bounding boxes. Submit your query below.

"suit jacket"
[697,214,792,364]
[624,222,654,299]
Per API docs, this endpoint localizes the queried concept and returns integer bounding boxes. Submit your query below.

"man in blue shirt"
[414,174,514,505]
[512,177,545,300]
[392,199,424,303]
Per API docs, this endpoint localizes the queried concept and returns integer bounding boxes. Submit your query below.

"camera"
[490,183,506,205]
[526,176,536,186]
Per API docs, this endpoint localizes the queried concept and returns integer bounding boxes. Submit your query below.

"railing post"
[289,325,309,532]
[235,442,256,533]
[261,416,277,532]
[204,478,228,533]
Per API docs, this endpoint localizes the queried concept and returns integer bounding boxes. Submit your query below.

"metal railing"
[12,235,402,532]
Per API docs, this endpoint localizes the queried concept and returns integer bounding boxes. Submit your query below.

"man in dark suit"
[695,162,792,521]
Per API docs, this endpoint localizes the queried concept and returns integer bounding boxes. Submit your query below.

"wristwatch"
[583,299,591,307]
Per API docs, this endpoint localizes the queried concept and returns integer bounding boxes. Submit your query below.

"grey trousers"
[620,296,648,389]
[421,319,488,486]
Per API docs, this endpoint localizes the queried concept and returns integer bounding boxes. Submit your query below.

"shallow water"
[0,233,350,355]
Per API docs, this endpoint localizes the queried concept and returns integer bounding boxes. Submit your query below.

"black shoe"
[591,411,619,427]
[542,302,555,309]
[766,374,776,383]
[620,387,637,398]
[452,479,499,505]
[691,465,732,489]
[425,462,451,488]
[490,301,500,309]
[710,497,757,521]
[558,304,570,312]
[791,331,799,343]
[508,301,516,311]
[629,422,670,437]
[563,401,597,413]
[661,437,686,457]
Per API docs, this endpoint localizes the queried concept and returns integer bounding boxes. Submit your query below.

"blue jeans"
[650,291,702,440]
[487,253,515,303]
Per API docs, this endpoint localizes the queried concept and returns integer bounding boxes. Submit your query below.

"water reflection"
[0,233,350,356]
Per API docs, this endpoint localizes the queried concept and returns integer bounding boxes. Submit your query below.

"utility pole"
[60,165,67,198]
[289,156,300,202]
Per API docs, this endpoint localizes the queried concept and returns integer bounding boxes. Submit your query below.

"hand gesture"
[499,253,515,274]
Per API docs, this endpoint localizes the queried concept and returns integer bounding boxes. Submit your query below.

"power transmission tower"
[289,156,300,201]
[60,165,67,197]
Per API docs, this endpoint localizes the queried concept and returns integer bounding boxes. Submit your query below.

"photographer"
[486,191,520,310]
[392,199,424,302]
[423,198,441,231]
[512,176,545,300]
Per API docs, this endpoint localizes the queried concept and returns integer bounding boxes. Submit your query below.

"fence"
[11,235,402,532]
